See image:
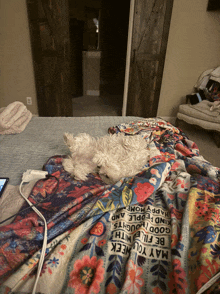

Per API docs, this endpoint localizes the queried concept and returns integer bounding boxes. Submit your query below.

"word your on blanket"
[109,204,171,261]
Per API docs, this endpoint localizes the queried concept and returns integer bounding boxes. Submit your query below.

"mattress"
[1,117,220,294]
[0,116,143,185]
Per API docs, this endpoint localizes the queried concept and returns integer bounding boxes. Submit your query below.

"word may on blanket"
[0,118,220,294]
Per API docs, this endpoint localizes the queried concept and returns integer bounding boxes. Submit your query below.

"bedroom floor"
[176,120,220,168]
[71,97,220,168]
[72,95,122,117]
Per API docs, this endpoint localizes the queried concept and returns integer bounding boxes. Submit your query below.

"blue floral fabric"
[0,118,220,294]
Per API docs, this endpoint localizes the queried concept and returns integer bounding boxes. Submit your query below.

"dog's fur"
[62,132,150,184]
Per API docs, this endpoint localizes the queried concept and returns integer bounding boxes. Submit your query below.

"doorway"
[27,0,173,117]
[69,0,131,116]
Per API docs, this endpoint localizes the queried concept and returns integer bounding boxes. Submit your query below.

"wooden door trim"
[122,0,136,116]
[26,0,72,117]
[26,0,46,116]
[125,0,174,118]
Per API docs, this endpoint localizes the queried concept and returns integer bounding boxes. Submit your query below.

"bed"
[0,115,220,294]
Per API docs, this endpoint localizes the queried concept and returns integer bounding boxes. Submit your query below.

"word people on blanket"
[0,118,220,294]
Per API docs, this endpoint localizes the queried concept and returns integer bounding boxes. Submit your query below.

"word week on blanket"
[109,205,171,261]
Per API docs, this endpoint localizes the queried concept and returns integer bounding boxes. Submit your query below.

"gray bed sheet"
[0,116,143,185]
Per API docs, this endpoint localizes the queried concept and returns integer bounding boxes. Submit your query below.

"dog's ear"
[92,151,106,166]
[63,132,71,145]
[63,133,76,149]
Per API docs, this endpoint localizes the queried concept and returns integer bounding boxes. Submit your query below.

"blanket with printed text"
[0,118,220,294]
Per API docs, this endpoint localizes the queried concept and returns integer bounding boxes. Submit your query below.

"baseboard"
[159,116,176,126]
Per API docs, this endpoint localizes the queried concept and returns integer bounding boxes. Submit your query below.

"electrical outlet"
[26,97,32,105]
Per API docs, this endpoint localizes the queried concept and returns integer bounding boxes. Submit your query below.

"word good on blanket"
[63,132,151,184]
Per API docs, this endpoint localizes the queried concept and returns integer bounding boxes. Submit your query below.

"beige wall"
[1,1,220,118]
[0,0,38,115]
[157,0,220,118]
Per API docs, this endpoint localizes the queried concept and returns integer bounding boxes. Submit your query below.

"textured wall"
[157,0,220,118]
[0,0,38,114]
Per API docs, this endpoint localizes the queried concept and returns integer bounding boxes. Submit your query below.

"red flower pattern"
[152,287,163,294]
[106,283,117,294]
[196,260,220,290]
[98,239,106,247]
[32,178,58,198]
[68,256,104,293]
[81,238,88,245]
[161,152,175,161]
[90,222,105,236]
[168,259,187,293]
[122,260,144,293]
[171,234,178,248]
[134,182,154,203]
[176,179,185,188]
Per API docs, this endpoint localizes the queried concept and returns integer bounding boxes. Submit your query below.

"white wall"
[0,0,38,114]
[157,0,220,119]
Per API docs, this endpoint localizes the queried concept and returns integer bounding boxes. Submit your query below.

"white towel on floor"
[0,101,32,134]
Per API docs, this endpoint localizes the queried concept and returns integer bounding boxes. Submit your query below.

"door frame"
[122,0,174,117]
[26,0,73,117]
[122,0,136,116]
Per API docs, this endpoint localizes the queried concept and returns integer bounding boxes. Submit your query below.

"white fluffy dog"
[62,132,150,184]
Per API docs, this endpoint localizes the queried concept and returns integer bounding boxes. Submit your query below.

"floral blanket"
[0,118,220,294]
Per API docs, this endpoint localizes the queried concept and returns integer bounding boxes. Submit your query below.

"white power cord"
[22,169,48,182]
[196,271,220,294]
[19,170,48,294]
[19,170,220,294]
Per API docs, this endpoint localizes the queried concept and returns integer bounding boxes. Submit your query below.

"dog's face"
[93,152,123,184]
[97,163,122,184]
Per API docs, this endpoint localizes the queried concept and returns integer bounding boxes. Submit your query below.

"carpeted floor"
[71,96,220,168]
[175,120,220,168]
[72,96,122,117]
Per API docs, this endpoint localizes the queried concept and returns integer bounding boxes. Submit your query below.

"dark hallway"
[69,0,130,116]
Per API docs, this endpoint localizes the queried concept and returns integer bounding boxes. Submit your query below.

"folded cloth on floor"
[178,102,220,124]
[190,100,220,117]
[209,101,220,113]
[0,101,32,134]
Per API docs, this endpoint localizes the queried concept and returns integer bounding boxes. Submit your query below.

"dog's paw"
[62,157,75,175]
[62,158,93,182]
[92,151,107,167]
[73,173,88,182]
[73,163,96,182]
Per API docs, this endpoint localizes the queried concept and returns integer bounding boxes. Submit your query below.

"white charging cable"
[19,170,48,294]
[196,271,220,294]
